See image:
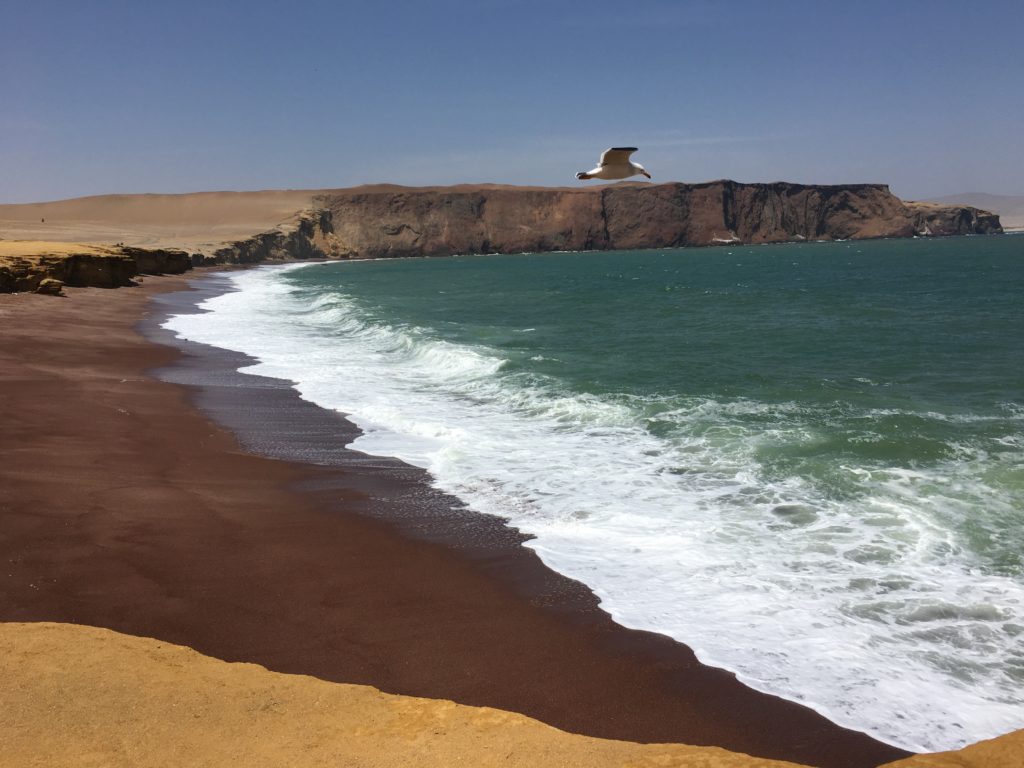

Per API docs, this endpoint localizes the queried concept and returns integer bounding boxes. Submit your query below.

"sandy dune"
[0,240,121,258]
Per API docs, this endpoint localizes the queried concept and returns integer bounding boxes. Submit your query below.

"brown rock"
[0,185,1000,269]
[34,277,64,295]
[59,252,138,287]
[308,182,1002,260]
[211,210,334,263]
[905,201,1003,236]
[0,241,188,292]
[120,246,192,275]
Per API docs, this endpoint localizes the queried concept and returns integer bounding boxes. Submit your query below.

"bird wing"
[599,147,638,166]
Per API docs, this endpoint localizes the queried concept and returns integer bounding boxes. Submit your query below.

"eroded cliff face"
[205,210,332,264]
[0,242,191,293]
[905,201,1003,237]
[1,184,1000,277]
[304,182,1001,260]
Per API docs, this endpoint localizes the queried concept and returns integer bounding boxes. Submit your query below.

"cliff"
[0,183,1003,274]
[2,622,1020,768]
[0,241,191,293]
[296,182,1002,261]
[203,209,332,265]
[928,193,1024,231]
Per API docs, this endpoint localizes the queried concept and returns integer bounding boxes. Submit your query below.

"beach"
[0,272,915,768]
[5,0,1021,759]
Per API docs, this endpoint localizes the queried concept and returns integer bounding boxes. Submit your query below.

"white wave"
[164,264,1024,752]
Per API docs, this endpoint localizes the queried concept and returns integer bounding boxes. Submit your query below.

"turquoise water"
[166,235,1024,751]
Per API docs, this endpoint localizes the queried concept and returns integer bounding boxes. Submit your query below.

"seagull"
[576,147,651,181]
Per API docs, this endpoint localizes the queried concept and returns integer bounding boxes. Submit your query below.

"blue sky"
[2,0,1022,202]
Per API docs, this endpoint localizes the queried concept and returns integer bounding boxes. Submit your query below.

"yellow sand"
[0,622,806,768]
[1,623,1021,768]
[0,240,119,259]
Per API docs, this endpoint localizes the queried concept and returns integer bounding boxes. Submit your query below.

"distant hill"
[928,193,1024,230]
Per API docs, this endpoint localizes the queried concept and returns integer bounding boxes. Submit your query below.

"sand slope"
[2,623,1021,768]
[0,622,807,768]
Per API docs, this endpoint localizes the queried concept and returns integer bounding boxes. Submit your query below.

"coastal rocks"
[314,188,606,259]
[307,181,1002,260]
[1,185,1000,276]
[0,251,136,293]
[0,266,16,293]
[905,202,1003,237]
[121,246,192,275]
[35,278,64,295]
[0,242,193,293]
[61,252,138,287]
[209,210,333,264]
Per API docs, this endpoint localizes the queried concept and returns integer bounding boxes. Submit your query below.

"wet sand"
[0,273,910,768]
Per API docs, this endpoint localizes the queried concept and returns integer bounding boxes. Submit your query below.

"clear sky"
[3,0,1022,203]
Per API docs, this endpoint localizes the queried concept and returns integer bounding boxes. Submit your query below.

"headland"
[0,181,1002,293]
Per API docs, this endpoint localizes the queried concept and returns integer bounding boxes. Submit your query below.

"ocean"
[164,235,1024,753]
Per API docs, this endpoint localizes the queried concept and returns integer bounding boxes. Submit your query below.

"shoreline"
[0,272,909,768]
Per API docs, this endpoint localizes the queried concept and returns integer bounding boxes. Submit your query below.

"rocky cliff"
[202,210,331,265]
[294,181,1001,261]
[1,183,1003,274]
[0,242,191,293]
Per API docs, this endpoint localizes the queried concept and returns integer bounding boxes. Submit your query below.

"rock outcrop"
[905,201,1003,237]
[0,242,191,293]
[35,277,65,295]
[0,248,137,292]
[120,246,193,275]
[301,181,1001,261]
[0,184,1002,279]
[204,210,331,265]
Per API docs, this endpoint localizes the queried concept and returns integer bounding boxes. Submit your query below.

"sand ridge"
[0,240,121,258]
[2,622,1021,768]
[0,622,808,768]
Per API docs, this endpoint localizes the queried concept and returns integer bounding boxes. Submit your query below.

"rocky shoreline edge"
[0,180,1003,294]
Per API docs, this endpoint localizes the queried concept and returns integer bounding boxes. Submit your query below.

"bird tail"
[575,172,590,180]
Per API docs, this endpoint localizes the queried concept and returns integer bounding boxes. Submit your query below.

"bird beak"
[642,171,651,179]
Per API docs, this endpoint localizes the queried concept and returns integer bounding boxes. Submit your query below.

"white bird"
[576,147,651,181]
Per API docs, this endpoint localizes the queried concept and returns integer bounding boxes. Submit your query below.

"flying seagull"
[576,147,651,181]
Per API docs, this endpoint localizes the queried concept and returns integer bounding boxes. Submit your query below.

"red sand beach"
[0,274,910,768]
